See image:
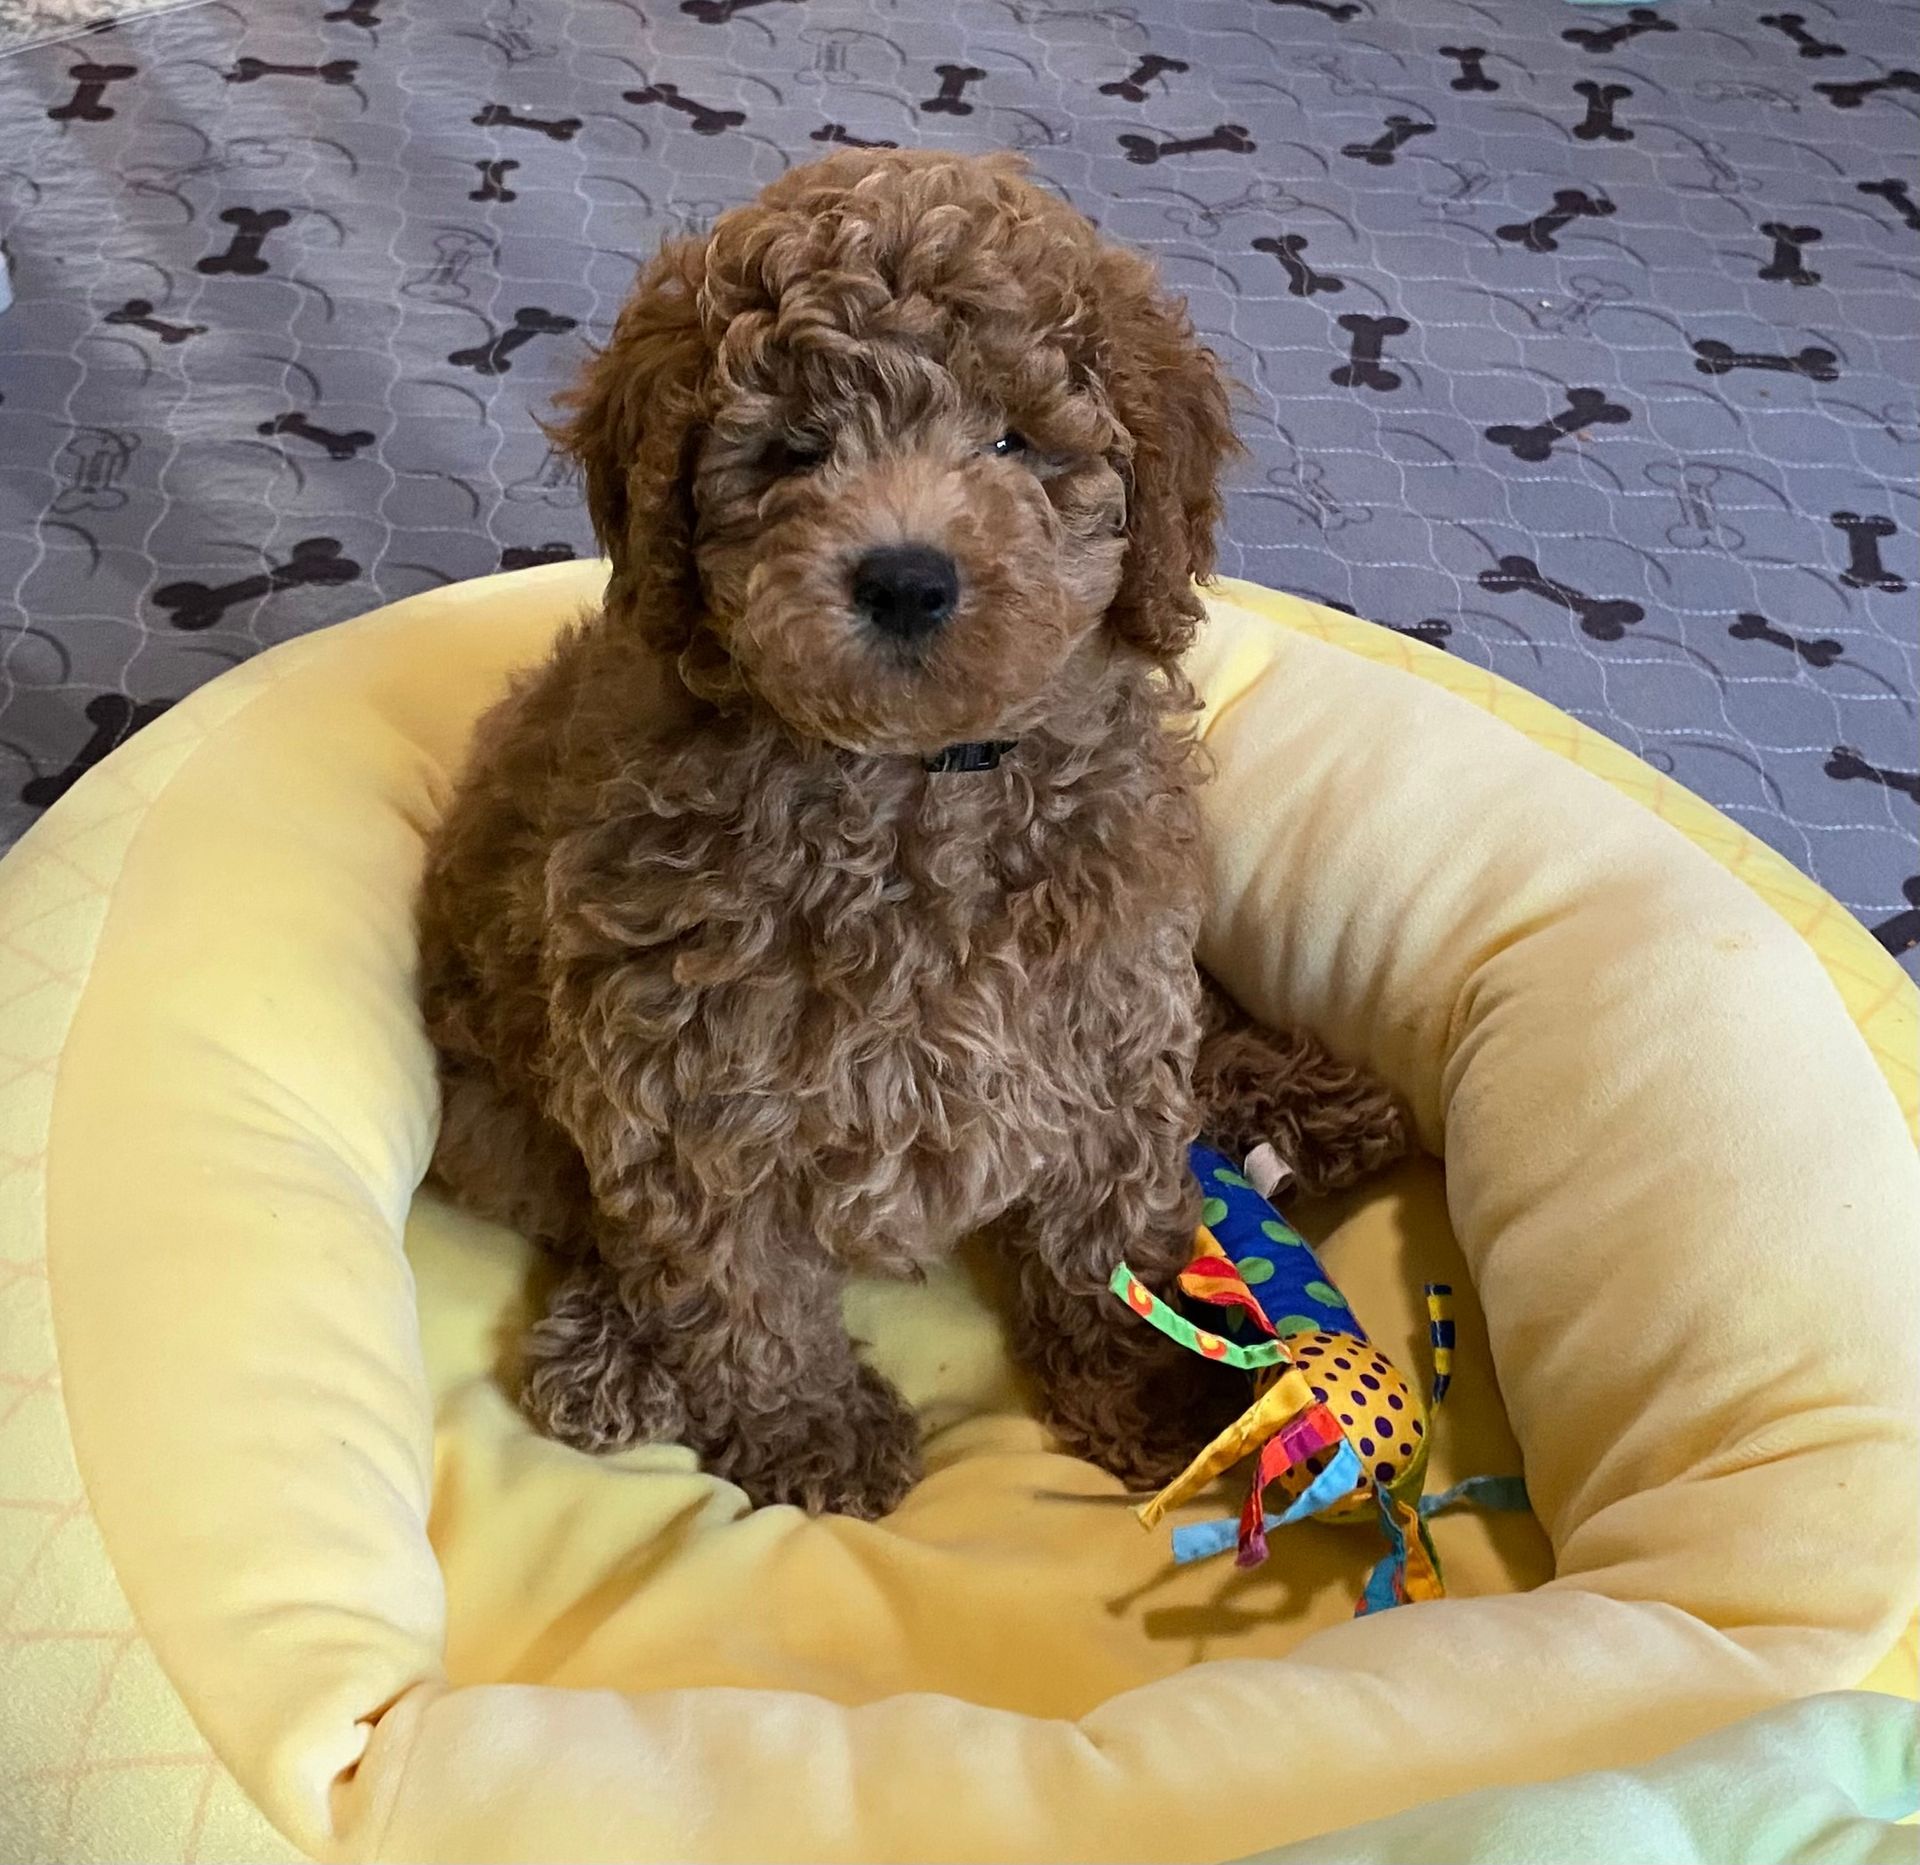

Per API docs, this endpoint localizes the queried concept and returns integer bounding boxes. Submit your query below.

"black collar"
[922,739,1018,774]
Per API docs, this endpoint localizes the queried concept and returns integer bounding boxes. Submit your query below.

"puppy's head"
[555,149,1235,755]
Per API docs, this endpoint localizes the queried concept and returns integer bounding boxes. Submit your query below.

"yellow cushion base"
[2,565,1914,1862]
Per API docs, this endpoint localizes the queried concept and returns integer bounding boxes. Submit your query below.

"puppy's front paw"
[719,1364,923,1520]
[520,1269,687,1454]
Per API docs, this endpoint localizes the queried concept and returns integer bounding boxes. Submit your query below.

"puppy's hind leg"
[1194,975,1409,1194]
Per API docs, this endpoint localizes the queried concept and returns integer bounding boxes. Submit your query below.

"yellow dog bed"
[1,566,1914,1863]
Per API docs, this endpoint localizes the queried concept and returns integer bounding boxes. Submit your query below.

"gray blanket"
[1,0,1915,971]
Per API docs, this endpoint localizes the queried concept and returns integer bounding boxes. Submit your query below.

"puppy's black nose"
[850,545,959,641]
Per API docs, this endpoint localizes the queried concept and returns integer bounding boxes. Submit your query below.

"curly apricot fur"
[418,151,1404,1519]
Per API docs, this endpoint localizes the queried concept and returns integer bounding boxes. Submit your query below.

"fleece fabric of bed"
[0,564,1913,1862]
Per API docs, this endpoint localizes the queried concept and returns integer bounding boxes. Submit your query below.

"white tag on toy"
[1243,1142,1295,1202]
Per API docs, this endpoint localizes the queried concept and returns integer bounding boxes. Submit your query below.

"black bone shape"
[501,542,577,570]
[1815,69,1920,109]
[1871,877,1920,957]
[226,56,359,85]
[1563,7,1673,53]
[1251,232,1344,297]
[1330,313,1408,391]
[1340,114,1434,166]
[257,412,378,460]
[1440,45,1497,93]
[1759,12,1844,58]
[103,298,205,344]
[1484,386,1630,463]
[682,0,797,19]
[1831,511,1907,592]
[1478,554,1643,640]
[470,158,519,202]
[1572,81,1632,143]
[624,82,744,135]
[810,123,899,149]
[922,64,988,115]
[1391,620,1453,649]
[21,695,176,809]
[1691,337,1838,382]
[152,538,360,632]
[1496,187,1614,254]
[1858,177,1920,232]
[472,102,581,140]
[1758,221,1822,286]
[1728,612,1843,668]
[1100,54,1190,103]
[47,62,137,123]
[196,207,293,277]
[1118,123,1256,165]
[1265,0,1362,19]
[1826,745,1920,803]
[324,0,382,28]
[448,305,578,375]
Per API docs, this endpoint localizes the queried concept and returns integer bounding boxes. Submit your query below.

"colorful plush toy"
[1111,1143,1525,1613]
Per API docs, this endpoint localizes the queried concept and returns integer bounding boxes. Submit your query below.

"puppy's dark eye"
[766,439,827,477]
[990,431,1029,458]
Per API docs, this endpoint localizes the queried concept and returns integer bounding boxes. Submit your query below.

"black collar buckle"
[922,739,1017,774]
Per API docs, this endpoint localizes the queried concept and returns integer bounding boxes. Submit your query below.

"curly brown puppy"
[418,149,1405,1520]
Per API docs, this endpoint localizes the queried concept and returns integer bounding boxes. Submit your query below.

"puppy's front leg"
[658,1243,923,1518]
[524,1230,922,1519]
[532,952,923,1518]
[1002,1120,1242,1491]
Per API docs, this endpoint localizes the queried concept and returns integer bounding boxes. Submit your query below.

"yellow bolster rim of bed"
[0,562,1913,1863]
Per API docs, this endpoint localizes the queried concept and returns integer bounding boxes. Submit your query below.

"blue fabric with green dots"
[1190,1143,1360,1343]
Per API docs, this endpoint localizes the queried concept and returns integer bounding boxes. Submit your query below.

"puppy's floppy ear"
[549,235,710,650]
[1098,252,1239,661]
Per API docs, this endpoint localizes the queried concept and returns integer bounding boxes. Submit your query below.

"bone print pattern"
[1570,81,1631,144]
[224,54,359,86]
[1759,12,1846,59]
[1857,177,1920,233]
[1730,613,1844,670]
[45,60,137,120]
[623,81,746,136]
[1439,45,1496,93]
[0,0,1913,969]
[256,411,379,460]
[1338,114,1433,166]
[1813,69,1920,110]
